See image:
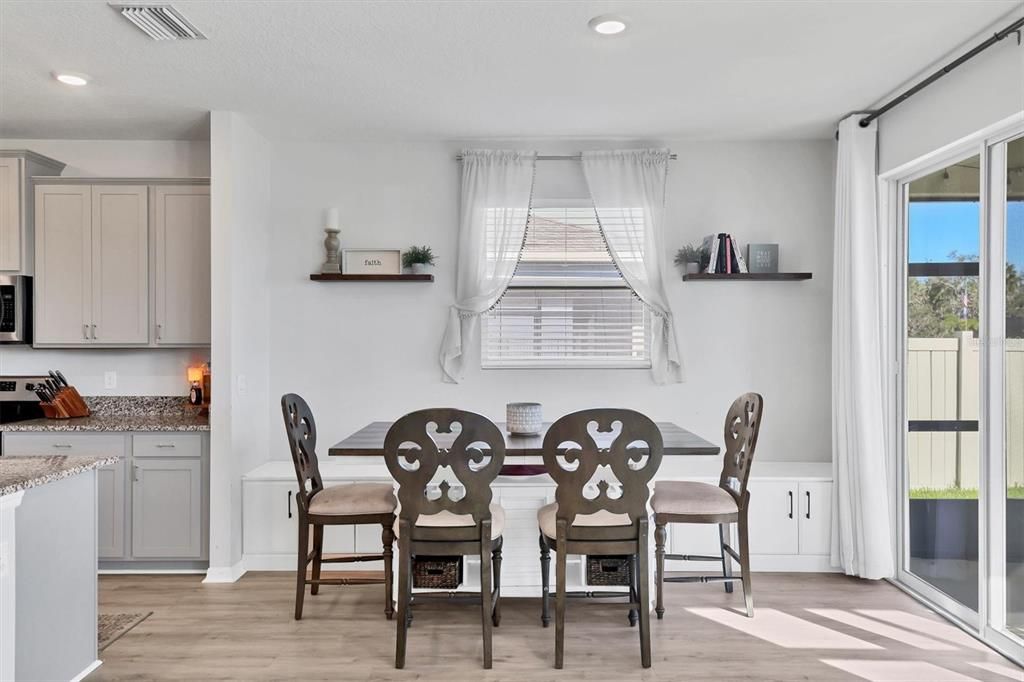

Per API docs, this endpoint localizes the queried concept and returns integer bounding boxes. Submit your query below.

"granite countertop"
[0,396,210,433]
[0,455,120,496]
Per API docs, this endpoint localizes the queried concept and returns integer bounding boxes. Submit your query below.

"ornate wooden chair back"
[717,393,764,508]
[542,409,663,542]
[280,393,325,514]
[384,409,505,542]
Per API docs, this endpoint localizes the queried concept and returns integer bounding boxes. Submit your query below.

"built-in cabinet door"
[131,457,202,558]
[797,481,832,555]
[153,186,210,345]
[34,185,92,344]
[91,186,148,344]
[746,480,800,555]
[97,459,127,559]
[0,157,21,271]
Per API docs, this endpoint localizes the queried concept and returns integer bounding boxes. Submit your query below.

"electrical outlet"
[104,371,117,389]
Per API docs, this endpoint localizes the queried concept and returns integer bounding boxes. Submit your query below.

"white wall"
[0,138,211,395]
[207,113,271,576]
[876,8,1024,173]
[265,138,834,464]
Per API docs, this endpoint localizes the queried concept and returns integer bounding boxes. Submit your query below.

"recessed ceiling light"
[53,71,89,86]
[589,15,627,35]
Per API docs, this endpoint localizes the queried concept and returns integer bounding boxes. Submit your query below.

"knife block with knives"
[35,371,91,419]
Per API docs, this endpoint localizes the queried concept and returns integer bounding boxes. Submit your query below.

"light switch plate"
[104,371,117,389]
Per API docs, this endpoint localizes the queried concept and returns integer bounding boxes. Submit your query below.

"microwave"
[0,275,32,344]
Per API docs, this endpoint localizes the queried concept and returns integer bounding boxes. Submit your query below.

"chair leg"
[492,541,502,627]
[295,516,309,620]
[738,513,754,618]
[555,525,567,669]
[654,523,667,619]
[480,522,493,669]
[719,523,734,594]
[539,533,551,627]
[310,524,324,596]
[637,521,652,669]
[382,523,395,620]
[628,554,639,627]
[395,530,411,669]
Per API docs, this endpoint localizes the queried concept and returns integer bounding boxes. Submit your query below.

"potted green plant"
[674,244,705,276]
[402,245,436,275]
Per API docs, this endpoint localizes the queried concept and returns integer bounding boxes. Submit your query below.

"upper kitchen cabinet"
[153,186,210,345]
[33,178,210,348]
[0,150,66,273]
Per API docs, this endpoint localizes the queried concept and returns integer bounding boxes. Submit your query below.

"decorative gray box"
[747,243,779,273]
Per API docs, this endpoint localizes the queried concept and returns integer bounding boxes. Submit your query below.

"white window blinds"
[482,207,651,368]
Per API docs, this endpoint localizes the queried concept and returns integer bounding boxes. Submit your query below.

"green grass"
[910,486,1024,500]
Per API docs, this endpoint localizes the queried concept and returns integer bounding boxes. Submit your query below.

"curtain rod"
[856,15,1024,129]
[454,153,678,161]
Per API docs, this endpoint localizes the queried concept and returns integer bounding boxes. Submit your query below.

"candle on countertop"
[325,207,340,230]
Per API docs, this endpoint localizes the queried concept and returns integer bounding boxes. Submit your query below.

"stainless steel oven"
[0,275,32,344]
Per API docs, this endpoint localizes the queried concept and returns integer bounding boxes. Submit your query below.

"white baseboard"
[70,659,102,682]
[203,560,247,583]
[99,569,207,575]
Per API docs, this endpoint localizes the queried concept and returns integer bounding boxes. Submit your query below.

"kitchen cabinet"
[1,431,208,565]
[153,185,210,345]
[91,186,149,343]
[132,457,203,559]
[33,178,209,348]
[0,150,65,274]
[33,185,92,344]
[798,480,833,555]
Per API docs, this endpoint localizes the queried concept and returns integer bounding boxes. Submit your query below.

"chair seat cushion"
[651,481,738,517]
[394,503,505,540]
[308,482,397,516]
[537,502,632,540]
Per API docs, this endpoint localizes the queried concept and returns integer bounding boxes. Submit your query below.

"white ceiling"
[0,0,1020,141]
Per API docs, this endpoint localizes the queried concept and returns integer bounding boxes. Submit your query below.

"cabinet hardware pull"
[91,324,97,340]
[287,490,293,519]
[788,491,793,519]
[133,465,140,482]
[156,323,162,340]
[806,491,811,519]
[53,443,72,449]
[155,443,176,448]
[83,324,89,340]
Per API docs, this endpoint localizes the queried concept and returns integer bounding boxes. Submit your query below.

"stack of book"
[702,233,748,274]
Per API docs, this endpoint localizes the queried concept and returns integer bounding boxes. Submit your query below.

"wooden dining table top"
[327,421,720,457]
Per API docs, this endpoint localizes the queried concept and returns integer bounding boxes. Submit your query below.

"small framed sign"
[747,243,779,274]
[342,249,402,275]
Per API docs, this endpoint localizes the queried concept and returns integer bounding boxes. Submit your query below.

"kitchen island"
[1,455,117,682]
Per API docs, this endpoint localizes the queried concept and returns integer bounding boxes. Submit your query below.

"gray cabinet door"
[97,459,127,559]
[0,157,21,271]
[153,186,210,345]
[34,184,92,344]
[91,185,149,344]
[131,457,202,558]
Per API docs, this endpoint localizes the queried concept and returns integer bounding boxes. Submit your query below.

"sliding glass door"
[896,125,1024,662]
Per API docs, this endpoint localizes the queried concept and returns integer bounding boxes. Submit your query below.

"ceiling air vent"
[111,4,206,40]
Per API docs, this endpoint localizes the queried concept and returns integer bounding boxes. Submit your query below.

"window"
[481,207,651,368]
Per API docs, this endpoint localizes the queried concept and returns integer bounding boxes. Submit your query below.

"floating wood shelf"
[682,272,813,281]
[309,273,434,282]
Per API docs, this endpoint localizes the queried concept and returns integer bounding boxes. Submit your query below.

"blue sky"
[909,201,1024,268]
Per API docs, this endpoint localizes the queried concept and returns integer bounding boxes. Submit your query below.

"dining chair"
[537,409,664,669]
[280,393,397,621]
[652,392,764,619]
[383,408,506,669]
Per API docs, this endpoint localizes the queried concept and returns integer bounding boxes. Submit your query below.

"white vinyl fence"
[907,332,1024,489]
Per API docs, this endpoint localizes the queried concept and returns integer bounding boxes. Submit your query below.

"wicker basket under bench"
[413,556,464,589]
[586,555,633,587]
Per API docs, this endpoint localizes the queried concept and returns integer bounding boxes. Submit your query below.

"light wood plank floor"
[93,572,1022,681]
